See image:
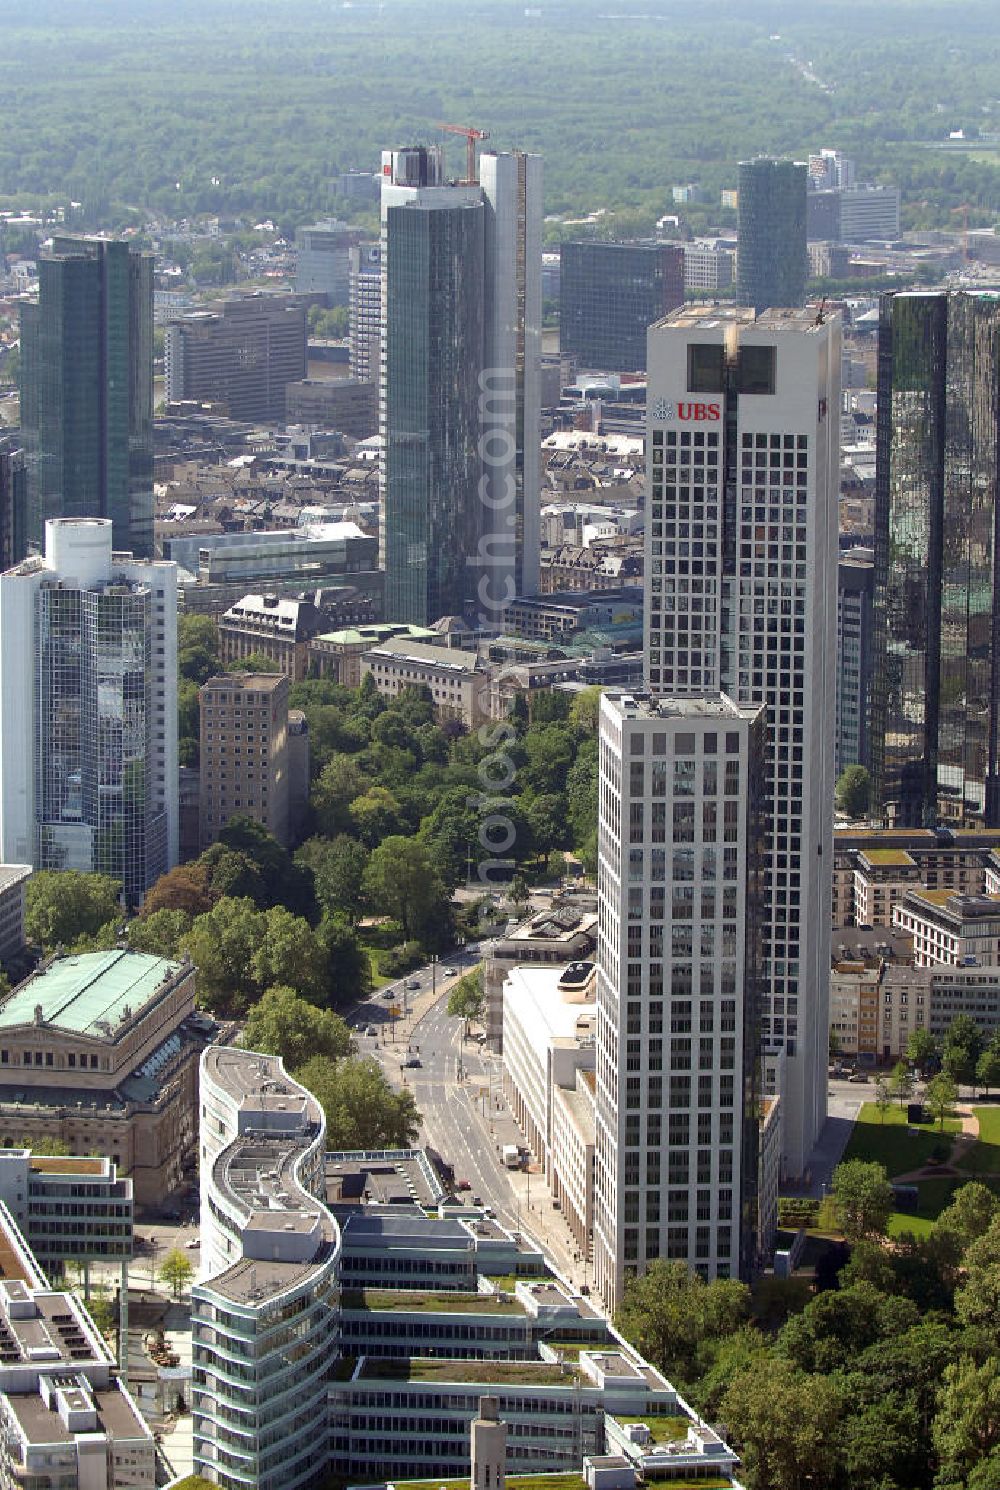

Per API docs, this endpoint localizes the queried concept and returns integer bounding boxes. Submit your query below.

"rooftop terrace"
[357,1356,584,1387]
[341,1289,525,1314]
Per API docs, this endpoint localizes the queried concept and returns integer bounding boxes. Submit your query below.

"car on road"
[472,1195,482,1207]
[185,1238,200,1249]
[365,1025,378,1036]
[848,1070,870,1083]
[403,1057,422,1069]
[456,1179,471,1191]
[443,967,458,977]
[405,977,421,990]
[382,990,396,1000]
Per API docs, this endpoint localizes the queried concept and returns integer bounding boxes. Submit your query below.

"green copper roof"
[0,951,183,1038]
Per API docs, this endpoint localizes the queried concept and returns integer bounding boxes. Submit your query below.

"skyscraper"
[0,518,178,905]
[873,290,1000,829]
[736,159,807,313]
[560,241,685,372]
[164,293,307,425]
[295,219,360,305]
[19,237,154,556]
[349,242,381,383]
[0,437,27,572]
[593,691,766,1305]
[640,305,839,1176]
[380,144,542,624]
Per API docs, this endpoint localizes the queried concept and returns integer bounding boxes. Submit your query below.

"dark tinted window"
[739,344,776,394]
[687,342,725,393]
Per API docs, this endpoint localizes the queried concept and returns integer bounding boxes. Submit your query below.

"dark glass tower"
[560,240,685,371]
[19,237,154,556]
[736,159,807,313]
[874,290,1000,828]
[382,198,485,624]
[0,437,27,571]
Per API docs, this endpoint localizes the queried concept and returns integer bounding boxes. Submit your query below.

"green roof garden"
[389,1478,732,1490]
[358,1357,583,1387]
[342,1289,525,1314]
[0,951,183,1037]
[619,1413,691,1443]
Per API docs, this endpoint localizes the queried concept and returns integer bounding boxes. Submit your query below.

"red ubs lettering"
[677,403,721,420]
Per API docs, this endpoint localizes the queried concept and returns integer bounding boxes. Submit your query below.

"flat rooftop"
[904,890,1000,919]
[503,965,596,1063]
[6,1381,148,1446]
[202,1244,337,1306]
[326,1153,441,1209]
[0,952,185,1038]
[357,1356,584,1387]
[605,690,760,722]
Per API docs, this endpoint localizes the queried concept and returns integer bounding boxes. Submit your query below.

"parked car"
[848,1070,870,1083]
[472,1195,483,1207]
[365,1024,378,1036]
[403,1057,422,1069]
[456,1179,472,1192]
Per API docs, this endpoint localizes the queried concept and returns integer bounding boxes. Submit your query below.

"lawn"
[359,1356,582,1386]
[842,1103,960,1176]
[357,928,394,990]
[956,1106,1000,1176]
[886,1176,962,1238]
[342,1288,524,1314]
[624,1414,691,1443]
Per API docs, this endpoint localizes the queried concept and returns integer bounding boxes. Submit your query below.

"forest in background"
[2,0,1000,232]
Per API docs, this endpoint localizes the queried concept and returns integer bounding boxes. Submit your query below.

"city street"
[352,946,591,1292]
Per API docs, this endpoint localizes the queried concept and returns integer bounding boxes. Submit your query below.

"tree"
[28,1135,71,1156]
[127,908,191,959]
[216,817,315,918]
[350,785,404,847]
[777,1283,918,1376]
[942,1013,983,1087]
[873,1075,892,1124]
[933,1356,1000,1490]
[312,756,371,838]
[159,1249,194,1300]
[296,835,369,924]
[830,1159,894,1243]
[836,764,871,818]
[926,1070,959,1131]
[184,896,266,1012]
[906,1025,938,1074]
[243,986,354,1068]
[296,1055,421,1149]
[364,837,450,943]
[889,1059,913,1109]
[140,860,216,919]
[318,916,371,1003]
[721,1356,843,1490]
[418,790,481,890]
[26,871,122,951]
[447,969,485,1030]
[249,905,330,1005]
[614,1258,750,1387]
[829,1026,842,1059]
[568,685,602,734]
[177,614,220,685]
[978,1045,1000,1095]
[935,1181,999,1263]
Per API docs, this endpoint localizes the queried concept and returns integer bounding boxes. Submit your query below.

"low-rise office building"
[893,890,1000,969]
[483,897,599,1051]
[0,864,31,972]
[0,1199,152,1489]
[832,827,1000,928]
[501,962,597,1260]
[361,637,489,726]
[0,951,201,1211]
[218,593,325,680]
[0,1149,132,1271]
[284,379,378,438]
[308,623,439,687]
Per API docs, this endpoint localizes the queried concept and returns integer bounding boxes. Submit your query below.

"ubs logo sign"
[651,398,721,422]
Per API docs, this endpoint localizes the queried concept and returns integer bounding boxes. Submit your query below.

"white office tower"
[593,692,766,1308]
[379,145,542,624]
[0,518,178,905]
[480,150,543,600]
[644,306,841,1178]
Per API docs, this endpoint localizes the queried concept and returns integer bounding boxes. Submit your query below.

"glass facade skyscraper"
[0,519,177,907]
[560,241,685,372]
[19,238,153,557]
[874,290,1000,828]
[382,195,485,624]
[736,159,807,313]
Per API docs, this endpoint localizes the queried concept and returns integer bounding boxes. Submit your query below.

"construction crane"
[436,123,490,185]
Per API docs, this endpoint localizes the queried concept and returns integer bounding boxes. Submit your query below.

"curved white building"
[192,1047,341,1490]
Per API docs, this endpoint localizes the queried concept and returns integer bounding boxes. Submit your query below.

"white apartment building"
[893,890,1000,969]
[0,518,178,904]
[360,636,489,726]
[593,691,766,1308]
[644,305,841,1178]
[348,242,381,383]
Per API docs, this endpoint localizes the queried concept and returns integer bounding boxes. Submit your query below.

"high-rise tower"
[736,159,807,314]
[379,145,542,624]
[874,290,1000,829]
[594,304,840,1304]
[0,518,178,905]
[19,237,154,556]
